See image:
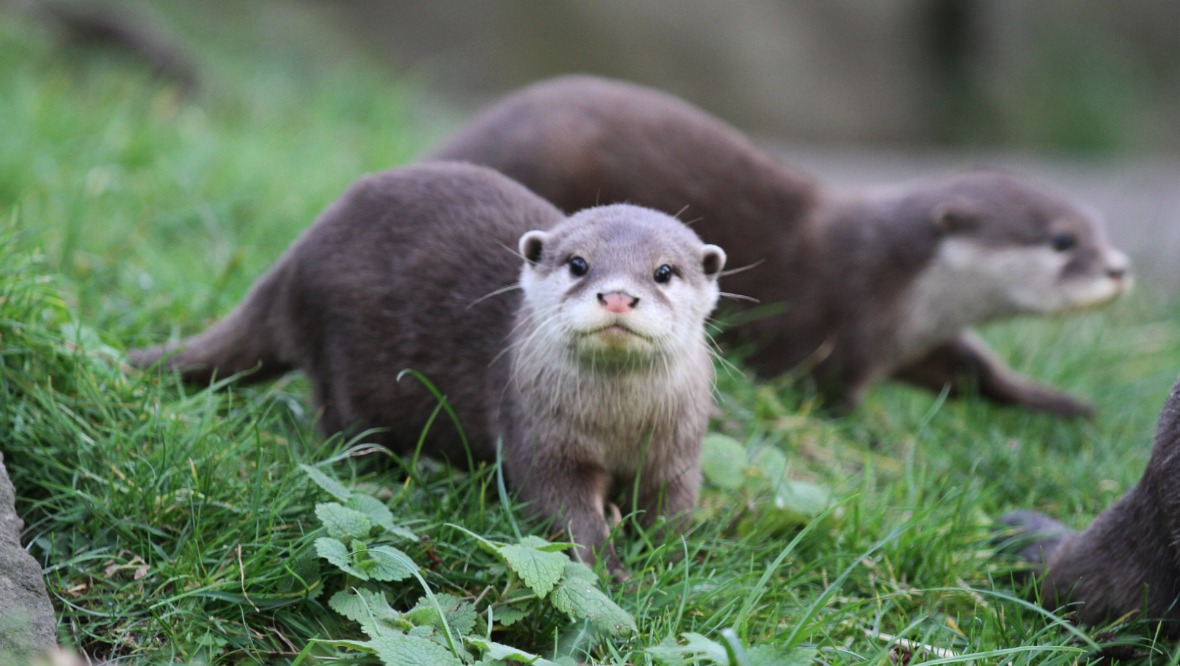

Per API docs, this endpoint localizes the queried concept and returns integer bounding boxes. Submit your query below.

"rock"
[0,450,57,662]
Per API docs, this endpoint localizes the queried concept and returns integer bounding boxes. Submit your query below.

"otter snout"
[598,291,639,313]
[1105,249,1131,283]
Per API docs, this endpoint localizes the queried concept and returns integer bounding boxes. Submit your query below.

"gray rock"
[0,450,56,662]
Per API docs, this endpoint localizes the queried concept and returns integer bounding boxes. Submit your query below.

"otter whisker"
[719,291,759,304]
[468,282,523,309]
[717,259,764,278]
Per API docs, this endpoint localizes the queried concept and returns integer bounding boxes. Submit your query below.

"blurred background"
[315,0,1180,154]
[6,0,1179,278]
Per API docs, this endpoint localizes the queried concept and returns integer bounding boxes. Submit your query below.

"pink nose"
[597,291,639,313]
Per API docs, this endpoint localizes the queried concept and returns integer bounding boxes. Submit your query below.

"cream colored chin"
[576,332,657,358]
[1053,276,1132,313]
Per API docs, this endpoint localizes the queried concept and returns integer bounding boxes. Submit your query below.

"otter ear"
[932,200,978,233]
[519,230,548,265]
[701,244,726,279]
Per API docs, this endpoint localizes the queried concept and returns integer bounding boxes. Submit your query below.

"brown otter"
[427,75,1131,417]
[1001,376,1180,631]
[128,162,726,573]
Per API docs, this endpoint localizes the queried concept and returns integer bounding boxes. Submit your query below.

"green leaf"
[491,604,530,627]
[646,632,729,664]
[348,493,418,541]
[301,464,353,501]
[367,633,463,666]
[466,636,559,665]
[700,434,748,491]
[550,562,637,636]
[561,560,597,581]
[499,536,568,598]
[362,545,418,582]
[773,479,830,519]
[315,537,366,579]
[329,588,403,638]
[316,502,373,540]
[749,645,817,666]
[405,593,477,638]
[750,446,788,485]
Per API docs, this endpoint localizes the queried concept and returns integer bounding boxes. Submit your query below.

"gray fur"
[129,162,724,573]
[1002,377,1180,630]
[428,75,1131,417]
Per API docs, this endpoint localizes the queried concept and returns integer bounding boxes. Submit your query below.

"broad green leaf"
[466,636,559,665]
[499,536,568,598]
[491,604,530,627]
[405,593,477,638]
[749,645,817,666]
[560,560,597,582]
[363,545,418,582]
[774,479,830,518]
[316,502,373,540]
[301,464,353,501]
[750,446,788,485]
[315,537,366,579]
[348,494,418,541]
[368,633,463,666]
[329,589,402,638]
[550,562,636,636]
[700,434,748,490]
[646,632,729,664]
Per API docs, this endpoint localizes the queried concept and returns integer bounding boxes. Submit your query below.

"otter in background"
[427,75,1131,417]
[1002,376,1180,631]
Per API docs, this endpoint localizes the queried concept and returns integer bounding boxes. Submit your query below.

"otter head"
[923,171,1131,320]
[518,204,726,367]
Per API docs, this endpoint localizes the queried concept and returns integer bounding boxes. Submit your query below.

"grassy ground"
[3,4,1180,664]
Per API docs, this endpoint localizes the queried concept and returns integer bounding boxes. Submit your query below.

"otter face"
[930,173,1132,318]
[518,204,725,366]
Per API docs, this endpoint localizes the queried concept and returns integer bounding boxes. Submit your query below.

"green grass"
[4,3,1180,664]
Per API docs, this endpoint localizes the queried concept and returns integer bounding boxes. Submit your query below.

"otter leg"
[997,510,1076,575]
[1001,492,1180,626]
[635,460,700,540]
[894,332,1094,418]
[512,458,626,577]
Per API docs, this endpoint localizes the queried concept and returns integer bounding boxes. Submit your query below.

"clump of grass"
[4,2,1180,664]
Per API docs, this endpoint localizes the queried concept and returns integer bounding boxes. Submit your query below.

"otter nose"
[1106,250,1131,281]
[597,291,639,313]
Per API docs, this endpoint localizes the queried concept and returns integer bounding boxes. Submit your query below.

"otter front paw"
[996,510,1075,572]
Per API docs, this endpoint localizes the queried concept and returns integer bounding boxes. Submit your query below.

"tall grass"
[3,3,1179,663]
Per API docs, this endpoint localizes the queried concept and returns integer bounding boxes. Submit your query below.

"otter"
[427,75,1131,417]
[128,162,726,574]
[1001,376,1180,631]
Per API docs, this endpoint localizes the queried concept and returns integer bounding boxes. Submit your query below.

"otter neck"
[508,311,712,429]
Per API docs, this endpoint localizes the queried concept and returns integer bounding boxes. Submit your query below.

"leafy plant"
[647,629,815,666]
[699,433,832,535]
[302,465,636,665]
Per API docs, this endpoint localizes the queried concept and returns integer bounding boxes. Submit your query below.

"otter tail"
[127,265,295,385]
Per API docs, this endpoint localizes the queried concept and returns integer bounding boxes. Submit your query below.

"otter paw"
[996,510,1074,571]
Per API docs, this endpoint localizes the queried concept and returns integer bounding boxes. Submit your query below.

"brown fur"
[1002,376,1180,632]
[428,75,1131,416]
[128,162,725,573]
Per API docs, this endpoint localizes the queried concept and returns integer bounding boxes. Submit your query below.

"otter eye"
[568,256,589,277]
[654,264,675,284]
[1050,233,1077,252]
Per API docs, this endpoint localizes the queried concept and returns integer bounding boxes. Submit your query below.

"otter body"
[429,75,1131,416]
[1003,377,1180,630]
[129,162,726,571]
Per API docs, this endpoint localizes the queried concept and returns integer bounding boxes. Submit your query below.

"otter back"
[428,75,1131,417]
